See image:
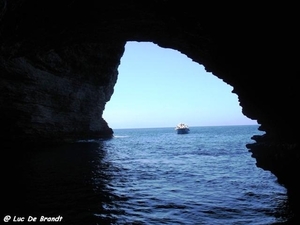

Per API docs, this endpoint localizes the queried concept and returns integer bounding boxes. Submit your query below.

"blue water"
[3,125,291,224]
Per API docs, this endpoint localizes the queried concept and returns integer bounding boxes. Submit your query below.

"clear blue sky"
[103,41,257,129]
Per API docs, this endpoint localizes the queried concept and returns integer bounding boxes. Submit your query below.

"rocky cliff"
[0,42,124,144]
[1,0,299,220]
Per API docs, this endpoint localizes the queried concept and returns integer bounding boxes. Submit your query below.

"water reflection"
[2,142,118,225]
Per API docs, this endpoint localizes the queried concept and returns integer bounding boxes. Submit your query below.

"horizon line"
[111,124,259,130]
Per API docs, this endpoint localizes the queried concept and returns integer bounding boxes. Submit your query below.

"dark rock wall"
[1,0,299,214]
[0,42,124,144]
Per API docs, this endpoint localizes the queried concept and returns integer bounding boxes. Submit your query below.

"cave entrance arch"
[104,41,257,129]
[101,42,288,222]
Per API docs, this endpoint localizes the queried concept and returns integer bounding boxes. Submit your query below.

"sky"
[103,41,257,129]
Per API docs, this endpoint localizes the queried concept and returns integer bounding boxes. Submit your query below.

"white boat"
[175,123,190,134]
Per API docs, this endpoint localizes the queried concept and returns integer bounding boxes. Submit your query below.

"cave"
[1,0,299,222]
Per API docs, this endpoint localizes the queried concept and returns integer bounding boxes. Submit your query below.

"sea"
[3,125,293,224]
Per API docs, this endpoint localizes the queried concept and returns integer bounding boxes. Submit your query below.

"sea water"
[3,125,291,224]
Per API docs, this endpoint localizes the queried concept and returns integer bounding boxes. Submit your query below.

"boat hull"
[176,128,190,134]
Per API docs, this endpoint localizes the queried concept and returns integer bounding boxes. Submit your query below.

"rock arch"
[0,0,299,219]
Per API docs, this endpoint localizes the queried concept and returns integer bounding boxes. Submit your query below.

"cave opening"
[100,41,290,223]
[103,41,257,129]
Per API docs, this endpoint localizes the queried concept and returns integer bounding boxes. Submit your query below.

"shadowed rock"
[0,0,299,221]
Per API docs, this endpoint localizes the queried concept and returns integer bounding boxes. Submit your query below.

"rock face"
[0,42,124,144]
[0,0,299,217]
